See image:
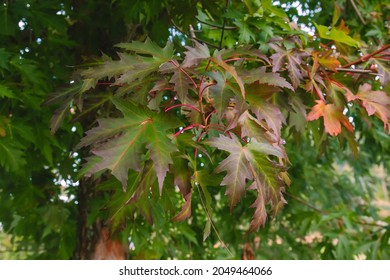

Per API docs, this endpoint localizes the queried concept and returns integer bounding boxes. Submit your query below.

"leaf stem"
[199,82,217,101]
[174,123,206,137]
[169,60,198,89]
[165,103,201,113]
[205,109,217,124]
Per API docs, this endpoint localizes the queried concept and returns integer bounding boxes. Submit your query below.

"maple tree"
[0,0,389,259]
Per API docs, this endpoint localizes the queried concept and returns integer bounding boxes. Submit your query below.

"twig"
[341,44,390,68]
[195,184,234,258]
[195,17,237,30]
[285,192,327,214]
[219,0,230,49]
[170,19,220,49]
[349,0,366,25]
[336,68,383,76]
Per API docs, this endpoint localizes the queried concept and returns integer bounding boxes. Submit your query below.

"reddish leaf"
[269,43,308,89]
[240,67,293,90]
[211,56,246,98]
[316,51,341,71]
[207,135,253,209]
[307,100,353,136]
[248,183,267,231]
[347,83,390,132]
[172,191,193,222]
[182,41,210,68]
[207,135,286,211]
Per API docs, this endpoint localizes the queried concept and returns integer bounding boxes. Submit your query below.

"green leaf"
[0,84,16,99]
[116,38,174,61]
[314,23,359,47]
[0,48,11,69]
[234,20,255,43]
[0,141,26,173]
[208,71,235,120]
[79,98,181,192]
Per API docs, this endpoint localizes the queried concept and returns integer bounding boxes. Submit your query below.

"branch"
[341,44,390,68]
[285,192,327,214]
[336,68,383,76]
[170,19,220,49]
[349,0,366,25]
[195,17,236,30]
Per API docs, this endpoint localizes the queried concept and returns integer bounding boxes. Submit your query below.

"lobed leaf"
[307,100,353,136]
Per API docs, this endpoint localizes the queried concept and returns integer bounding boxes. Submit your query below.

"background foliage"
[0,0,389,259]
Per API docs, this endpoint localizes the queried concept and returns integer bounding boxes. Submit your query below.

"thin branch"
[219,0,230,49]
[336,68,383,76]
[170,19,220,49]
[341,44,390,68]
[195,17,237,30]
[349,0,366,25]
[195,184,234,258]
[285,192,327,214]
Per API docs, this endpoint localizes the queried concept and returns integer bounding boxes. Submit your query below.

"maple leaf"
[248,183,267,231]
[207,135,286,210]
[245,82,285,140]
[346,83,390,132]
[159,59,195,103]
[316,51,341,71]
[307,100,353,136]
[207,135,253,209]
[288,95,307,133]
[240,67,293,90]
[0,140,26,173]
[172,191,192,222]
[0,84,16,99]
[115,38,174,60]
[211,56,246,97]
[314,23,359,47]
[214,45,270,65]
[208,71,235,120]
[82,39,174,86]
[182,41,210,68]
[247,143,286,231]
[238,111,271,143]
[78,98,181,192]
[269,43,308,89]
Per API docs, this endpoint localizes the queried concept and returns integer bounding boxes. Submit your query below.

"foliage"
[0,0,389,260]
